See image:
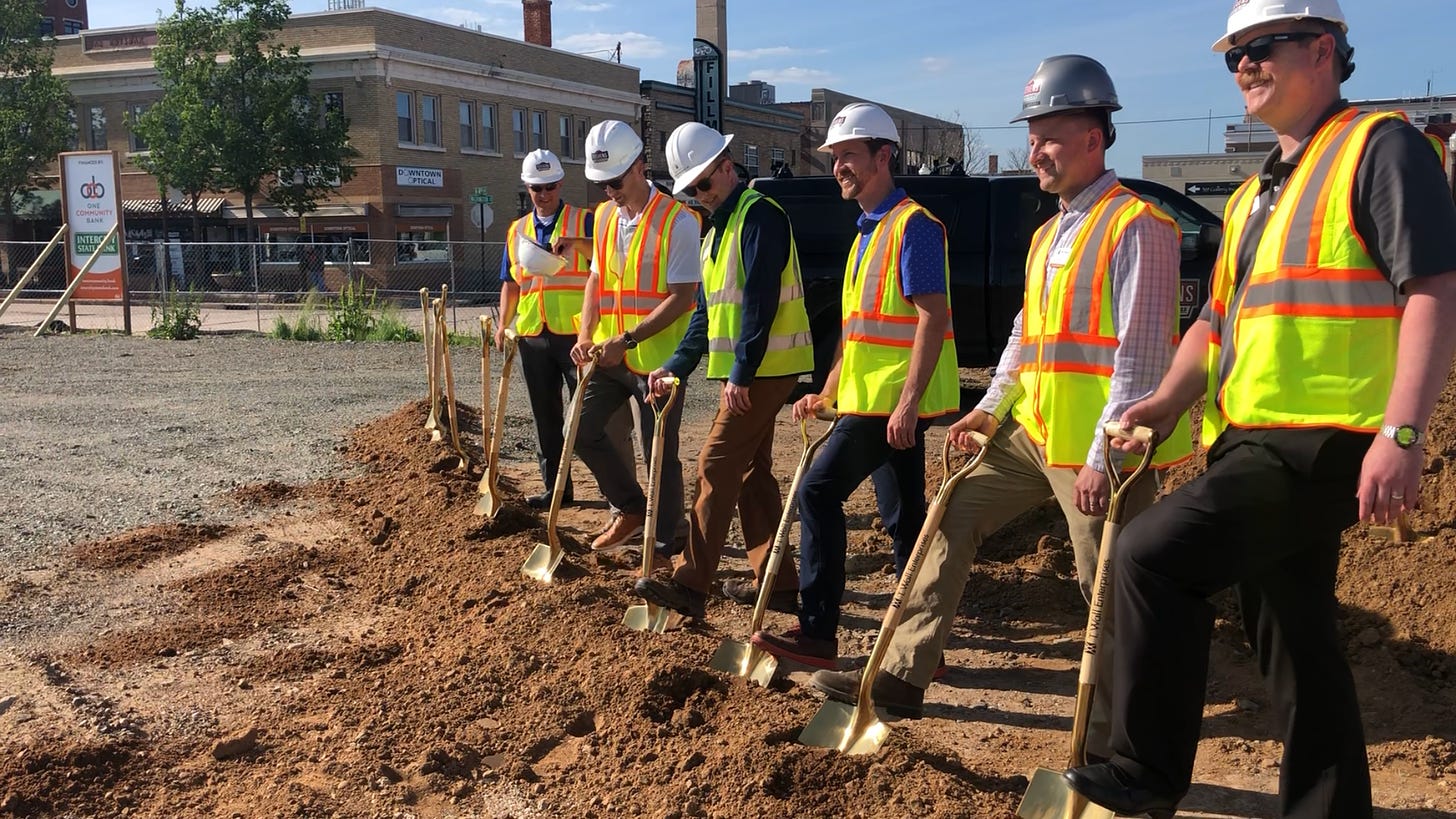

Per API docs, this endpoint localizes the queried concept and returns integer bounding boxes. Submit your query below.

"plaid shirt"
[978,170,1182,471]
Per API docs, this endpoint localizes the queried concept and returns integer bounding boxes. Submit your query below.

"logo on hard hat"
[1024,78,1042,96]
[535,161,551,171]
[831,115,846,127]
[591,149,610,163]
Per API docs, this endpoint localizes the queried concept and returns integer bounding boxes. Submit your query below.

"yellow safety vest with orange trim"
[1010,184,1193,469]
[837,198,958,418]
[505,205,591,336]
[1204,108,1407,445]
[592,189,693,375]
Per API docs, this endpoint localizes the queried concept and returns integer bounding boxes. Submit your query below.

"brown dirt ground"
[2,375,1455,818]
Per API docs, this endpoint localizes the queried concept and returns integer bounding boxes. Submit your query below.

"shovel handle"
[640,376,680,578]
[544,349,600,546]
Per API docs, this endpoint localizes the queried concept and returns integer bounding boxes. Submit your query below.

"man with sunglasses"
[630,122,813,620]
[749,102,960,669]
[1065,2,1456,817]
[570,120,701,556]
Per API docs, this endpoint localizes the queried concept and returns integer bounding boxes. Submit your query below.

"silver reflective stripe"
[706,281,804,308]
[1025,339,1117,370]
[1057,191,1137,333]
[1238,276,1396,310]
[708,331,813,354]
[599,294,663,312]
[1278,114,1359,269]
[845,316,916,342]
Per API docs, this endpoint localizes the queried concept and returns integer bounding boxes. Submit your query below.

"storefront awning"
[221,203,370,221]
[122,197,228,216]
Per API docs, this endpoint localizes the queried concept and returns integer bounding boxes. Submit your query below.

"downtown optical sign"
[60,151,127,301]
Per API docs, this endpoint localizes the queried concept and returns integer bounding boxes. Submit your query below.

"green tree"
[0,0,73,240]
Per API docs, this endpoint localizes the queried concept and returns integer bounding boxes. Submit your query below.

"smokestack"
[523,0,552,48]
[696,0,726,57]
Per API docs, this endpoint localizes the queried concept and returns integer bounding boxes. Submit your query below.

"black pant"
[1109,429,1372,818]
[517,331,579,493]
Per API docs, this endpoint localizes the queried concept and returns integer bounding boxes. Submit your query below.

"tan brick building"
[640,80,803,183]
[777,88,966,176]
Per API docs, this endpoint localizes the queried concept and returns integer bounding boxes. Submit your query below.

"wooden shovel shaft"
[545,352,599,553]
[487,333,518,479]
[640,379,680,580]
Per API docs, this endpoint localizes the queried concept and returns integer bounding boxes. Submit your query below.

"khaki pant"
[672,376,801,595]
[882,419,1158,757]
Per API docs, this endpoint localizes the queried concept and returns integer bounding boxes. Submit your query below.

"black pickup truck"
[749,174,1223,388]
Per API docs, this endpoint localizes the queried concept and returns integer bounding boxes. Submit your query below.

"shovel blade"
[473,488,500,519]
[622,603,673,633]
[708,640,779,687]
[521,541,564,583]
[1015,768,1115,819]
[797,700,889,755]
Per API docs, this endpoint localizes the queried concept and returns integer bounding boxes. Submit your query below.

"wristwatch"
[1381,424,1424,449]
[621,330,638,350]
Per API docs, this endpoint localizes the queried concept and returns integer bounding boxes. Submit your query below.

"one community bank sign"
[60,151,126,301]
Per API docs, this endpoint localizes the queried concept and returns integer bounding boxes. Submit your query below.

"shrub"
[147,287,203,340]
[326,279,378,342]
[272,290,325,341]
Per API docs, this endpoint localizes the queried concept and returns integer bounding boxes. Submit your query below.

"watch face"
[1396,426,1418,447]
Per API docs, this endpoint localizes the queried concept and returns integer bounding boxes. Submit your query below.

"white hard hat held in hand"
[584,120,643,182]
[515,235,567,278]
[665,122,734,195]
[521,149,565,185]
[818,102,899,153]
[1213,0,1347,51]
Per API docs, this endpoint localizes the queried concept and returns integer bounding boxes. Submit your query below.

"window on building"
[396,229,448,263]
[576,118,588,159]
[771,147,785,169]
[743,145,759,177]
[396,91,414,144]
[512,107,527,155]
[558,114,572,158]
[128,103,149,152]
[480,103,498,152]
[66,108,78,150]
[62,19,82,34]
[420,95,440,146]
[87,105,106,150]
[811,101,826,120]
[531,110,546,150]
[38,17,52,37]
[459,101,475,150]
[322,91,344,118]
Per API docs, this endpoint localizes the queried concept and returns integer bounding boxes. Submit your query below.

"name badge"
[1048,246,1072,267]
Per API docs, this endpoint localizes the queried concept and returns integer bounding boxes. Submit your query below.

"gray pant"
[574,362,685,546]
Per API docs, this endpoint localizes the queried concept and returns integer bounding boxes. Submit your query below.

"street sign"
[472,185,489,197]
[1184,181,1241,196]
[469,193,493,205]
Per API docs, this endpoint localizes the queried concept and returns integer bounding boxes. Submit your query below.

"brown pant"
[672,376,801,595]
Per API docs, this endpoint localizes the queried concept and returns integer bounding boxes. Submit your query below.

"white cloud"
[920,56,952,74]
[728,46,826,61]
[437,8,513,31]
[564,1,612,10]
[747,66,836,86]
[558,31,669,60]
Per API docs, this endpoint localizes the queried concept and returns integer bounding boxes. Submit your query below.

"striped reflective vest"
[1204,108,1406,445]
[702,189,813,380]
[837,198,958,417]
[1010,184,1193,469]
[592,189,693,375]
[506,205,591,336]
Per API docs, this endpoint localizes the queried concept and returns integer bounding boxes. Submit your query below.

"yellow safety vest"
[1011,184,1193,469]
[592,189,693,375]
[1204,108,1406,446]
[702,188,814,380]
[506,205,591,336]
[837,198,958,417]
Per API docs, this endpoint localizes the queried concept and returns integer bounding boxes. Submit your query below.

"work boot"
[809,668,924,718]
[632,546,673,578]
[721,577,798,614]
[933,654,950,681]
[591,512,645,552]
[632,576,706,619]
[750,627,837,670]
[526,487,571,510]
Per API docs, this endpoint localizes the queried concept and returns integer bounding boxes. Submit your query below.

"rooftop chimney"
[524,0,552,48]
[696,0,726,55]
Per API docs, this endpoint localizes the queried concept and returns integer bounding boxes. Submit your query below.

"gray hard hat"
[1010,54,1122,123]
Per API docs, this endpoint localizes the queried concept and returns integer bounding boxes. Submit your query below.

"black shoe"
[809,668,924,718]
[1062,762,1179,819]
[633,577,706,619]
[721,577,797,614]
[526,488,572,510]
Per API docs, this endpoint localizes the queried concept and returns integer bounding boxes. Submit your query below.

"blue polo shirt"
[852,188,946,298]
[499,203,594,283]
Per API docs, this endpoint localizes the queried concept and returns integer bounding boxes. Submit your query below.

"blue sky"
[90,0,1456,171]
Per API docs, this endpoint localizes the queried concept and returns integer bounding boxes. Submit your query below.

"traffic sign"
[470,193,493,205]
[471,203,494,230]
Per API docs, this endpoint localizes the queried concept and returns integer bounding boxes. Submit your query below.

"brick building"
[39,0,86,36]
[777,88,966,176]
[640,80,803,183]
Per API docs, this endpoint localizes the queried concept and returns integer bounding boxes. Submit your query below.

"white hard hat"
[521,149,564,185]
[515,235,566,278]
[665,122,734,195]
[1212,0,1347,52]
[584,120,643,182]
[818,102,899,153]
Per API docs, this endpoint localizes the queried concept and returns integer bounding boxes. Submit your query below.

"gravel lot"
[0,330,719,565]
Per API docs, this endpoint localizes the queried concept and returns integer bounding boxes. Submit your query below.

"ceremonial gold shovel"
[522,349,600,583]
[623,377,682,633]
[798,429,990,755]
[1017,422,1159,819]
[475,327,517,519]
[422,289,441,435]
[709,408,838,685]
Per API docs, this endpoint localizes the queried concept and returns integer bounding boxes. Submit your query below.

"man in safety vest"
[749,102,959,669]
[805,57,1192,748]
[1064,2,1456,816]
[570,120,701,555]
[497,149,625,509]
[631,122,814,620]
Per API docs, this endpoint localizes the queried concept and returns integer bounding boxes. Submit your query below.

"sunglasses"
[527,182,559,193]
[684,160,727,197]
[595,171,630,191]
[1224,31,1321,72]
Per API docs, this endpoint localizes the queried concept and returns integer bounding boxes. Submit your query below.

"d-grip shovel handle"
[640,377,680,579]
[1100,422,1159,526]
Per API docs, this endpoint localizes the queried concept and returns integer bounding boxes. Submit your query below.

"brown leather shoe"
[721,577,798,614]
[750,627,837,670]
[809,668,924,718]
[591,512,645,552]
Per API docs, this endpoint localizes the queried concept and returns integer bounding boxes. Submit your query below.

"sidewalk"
[0,297,497,336]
